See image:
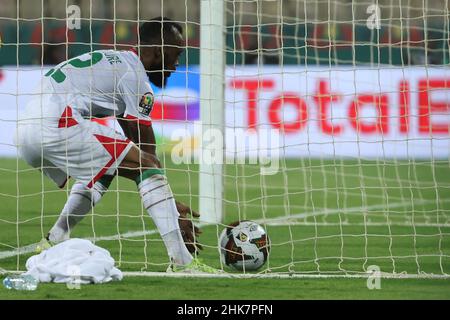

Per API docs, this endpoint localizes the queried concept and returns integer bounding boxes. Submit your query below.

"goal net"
[0,0,449,278]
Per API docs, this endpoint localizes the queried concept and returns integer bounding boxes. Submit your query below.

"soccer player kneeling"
[16,17,217,274]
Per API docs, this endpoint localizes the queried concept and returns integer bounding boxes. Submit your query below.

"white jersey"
[37,49,154,124]
[16,49,155,188]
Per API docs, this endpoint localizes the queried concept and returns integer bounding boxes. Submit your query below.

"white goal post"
[199,0,225,224]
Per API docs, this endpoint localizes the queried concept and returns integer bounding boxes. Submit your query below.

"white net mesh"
[0,0,449,277]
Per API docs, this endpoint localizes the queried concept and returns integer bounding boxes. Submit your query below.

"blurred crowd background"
[0,0,449,66]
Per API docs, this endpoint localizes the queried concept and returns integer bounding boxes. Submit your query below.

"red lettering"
[230,79,275,130]
[268,93,308,133]
[399,80,410,133]
[418,79,450,134]
[313,80,343,135]
[349,95,389,134]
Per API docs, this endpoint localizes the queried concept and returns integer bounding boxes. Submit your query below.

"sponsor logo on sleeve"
[138,92,154,116]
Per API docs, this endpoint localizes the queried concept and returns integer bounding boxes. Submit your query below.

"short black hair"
[138,17,183,45]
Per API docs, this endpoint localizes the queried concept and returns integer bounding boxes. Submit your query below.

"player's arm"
[118,72,202,253]
[117,117,159,163]
[175,201,203,253]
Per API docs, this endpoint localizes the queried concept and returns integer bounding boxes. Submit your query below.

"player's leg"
[118,145,193,266]
[42,114,193,267]
[47,174,114,243]
[20,107,210,271]
[19,106,129,247]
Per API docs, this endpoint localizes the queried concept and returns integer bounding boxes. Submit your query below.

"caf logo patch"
[237,232,248,242]
[138,92,154,116]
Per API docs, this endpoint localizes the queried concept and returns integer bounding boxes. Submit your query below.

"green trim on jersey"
[45,52,103,83]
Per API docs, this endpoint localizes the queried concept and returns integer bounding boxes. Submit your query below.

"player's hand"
[176,201,203,254]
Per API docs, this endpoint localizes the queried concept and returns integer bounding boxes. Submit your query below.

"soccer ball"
[219,220,270,271]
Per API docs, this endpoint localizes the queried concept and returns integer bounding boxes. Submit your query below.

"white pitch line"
[0,226,205,261]
[265,222,450,227]
[255,198,449,225]
[0,243,38,261]
[0,199,447,262]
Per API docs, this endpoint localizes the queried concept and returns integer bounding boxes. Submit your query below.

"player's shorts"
[15,101,133,189]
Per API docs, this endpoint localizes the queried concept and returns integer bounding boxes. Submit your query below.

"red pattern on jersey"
[125,114,152,127]
[129,48,138,56]
[58,106,79,128]
[87,134,131,188]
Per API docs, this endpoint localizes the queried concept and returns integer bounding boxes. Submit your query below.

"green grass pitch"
[0,157,450,299]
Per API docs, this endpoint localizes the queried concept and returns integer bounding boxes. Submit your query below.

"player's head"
[138,17,184,88]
